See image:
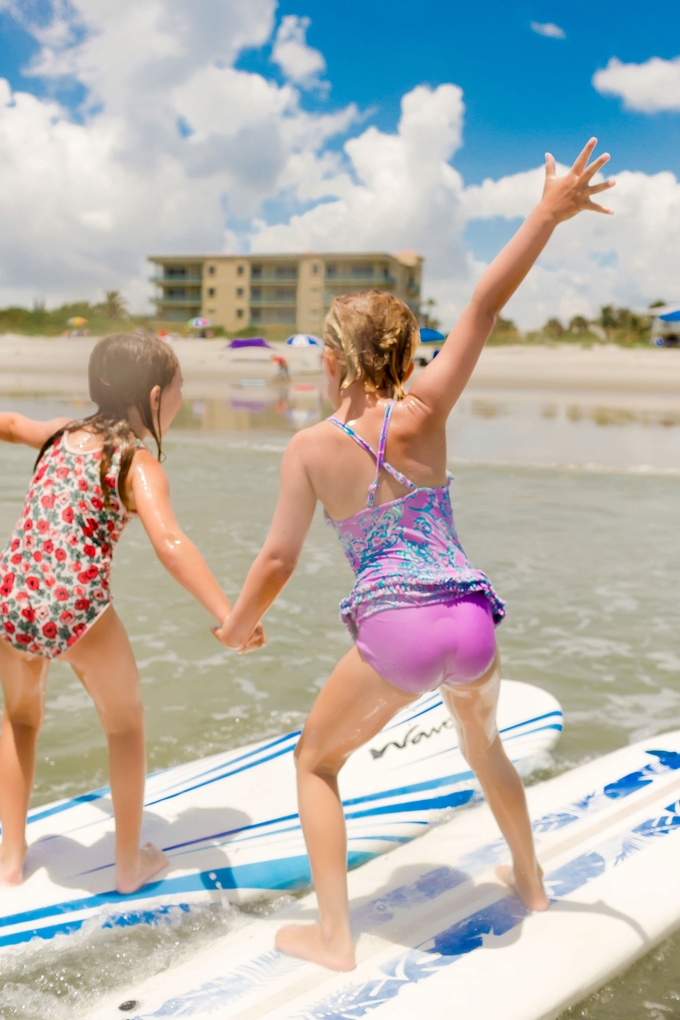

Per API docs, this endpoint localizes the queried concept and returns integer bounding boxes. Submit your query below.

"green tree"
[568,315,590,333]
[101,290,128,319]
[543,317,565,338]
[420,297,440,330]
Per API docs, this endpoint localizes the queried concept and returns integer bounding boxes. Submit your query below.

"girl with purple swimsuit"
[214,139,615,971]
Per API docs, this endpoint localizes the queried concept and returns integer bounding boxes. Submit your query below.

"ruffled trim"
[339,575,506,639]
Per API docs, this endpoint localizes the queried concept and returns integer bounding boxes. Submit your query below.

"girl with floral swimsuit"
[214,140,615,971]
[0,334,263,891]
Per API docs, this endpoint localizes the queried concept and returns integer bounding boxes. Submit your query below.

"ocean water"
[0,384,679,1018]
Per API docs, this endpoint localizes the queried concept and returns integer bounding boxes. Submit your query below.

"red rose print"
[26,576,40,591]
[41,494,56,509]
[101,543,110,556]
[16,634,32,646]
[33,550,43,562]
[91,497,103,511]
[74,598,90,611]
[56,467,69,480]
[71,561,82,573]
[23,535,34,550]
[60,610,76,624]
[21,607,35,622]
[42,622,58,639]
[11,554,22,565]
[83,544,96,558]
[54,586,69,602]
[61,507,74,524]
[44,577,56,588]
[16,590,28,601]
[78,479,88,492]
[107,521,116,532]
[78,501,88,512]
[55,548,67,562]
[37,520,49,534]
[43,540,54,554]
[3,621,15,634]
[67,534,78,547]
[93,589,105,601]
[1,574,15,596]
[23,518,33,530]
[72,622,87,638]
[78,570,91,583]
[10,539,19,552]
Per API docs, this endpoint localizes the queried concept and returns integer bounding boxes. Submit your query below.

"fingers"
[544,152,556,179]
[584,199,614,215]
[571,137,598,175]
[581,152,610,184]
[586,180,616,196]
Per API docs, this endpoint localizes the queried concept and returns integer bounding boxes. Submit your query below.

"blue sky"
[0,0,678,325]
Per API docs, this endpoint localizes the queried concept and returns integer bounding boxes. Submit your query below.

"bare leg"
[275,646,418,971]
[441,651,549,911]
[62,607,167,894]
[0,640,48,884]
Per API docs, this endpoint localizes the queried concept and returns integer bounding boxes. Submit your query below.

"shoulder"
[129,447,168,485]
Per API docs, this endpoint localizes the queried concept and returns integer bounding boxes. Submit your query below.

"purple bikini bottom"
[355,593,497,694]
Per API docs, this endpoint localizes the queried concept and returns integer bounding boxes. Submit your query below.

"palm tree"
[102,291,127,319]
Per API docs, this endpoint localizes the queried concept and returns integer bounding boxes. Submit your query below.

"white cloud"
[593,55,680,113]
[271,15,327,90]
[530,22,566,39]
[0,1,677,331]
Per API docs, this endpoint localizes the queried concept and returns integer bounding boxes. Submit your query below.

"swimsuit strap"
[327,401,417,508]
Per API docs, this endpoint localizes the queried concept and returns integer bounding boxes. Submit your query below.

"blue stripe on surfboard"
[0,850,379,947]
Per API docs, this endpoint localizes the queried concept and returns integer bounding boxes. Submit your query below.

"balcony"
[151,295,202,307]
[324,274,397,287]
[150,275,204,284]
[250,272,298,282]
[249,295,297,306]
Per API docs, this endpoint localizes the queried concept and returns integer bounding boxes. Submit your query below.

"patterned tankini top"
[325,401,506,639]
[0,432,143,657]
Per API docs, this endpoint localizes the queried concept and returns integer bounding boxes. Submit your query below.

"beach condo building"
[148,252,423,335]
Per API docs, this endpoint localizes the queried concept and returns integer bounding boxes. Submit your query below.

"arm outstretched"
[410,138,615,423]
[0,412,72,449]
[212,433,317,652]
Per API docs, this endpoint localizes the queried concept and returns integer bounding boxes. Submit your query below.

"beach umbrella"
[285,333,322,347]
[659,309,680,322]
[227,337,273,349]
[66,316,88,327]
[186,316,212,329]
[419,327,445,343]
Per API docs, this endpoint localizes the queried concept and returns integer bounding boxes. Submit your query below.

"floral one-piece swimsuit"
[0,433,143,658]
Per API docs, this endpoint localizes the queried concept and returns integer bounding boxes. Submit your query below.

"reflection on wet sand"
[175,379,329,433]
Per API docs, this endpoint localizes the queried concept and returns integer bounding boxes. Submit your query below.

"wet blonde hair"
[323,290,420,399]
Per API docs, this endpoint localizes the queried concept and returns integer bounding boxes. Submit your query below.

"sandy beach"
[1,334,680,401]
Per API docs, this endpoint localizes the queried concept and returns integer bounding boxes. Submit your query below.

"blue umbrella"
[285,334,322,347]
[419,327,446,343]
[659,309,680,322]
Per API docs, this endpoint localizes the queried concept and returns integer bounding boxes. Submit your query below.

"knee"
[460,730,501,771]
[99,697,144,739]
[4,694,43,731]
[294,734,343,780]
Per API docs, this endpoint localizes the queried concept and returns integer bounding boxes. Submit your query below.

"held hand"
[211,616,266,654]
[541,138,615,224]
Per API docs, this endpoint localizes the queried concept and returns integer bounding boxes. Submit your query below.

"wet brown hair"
[37,333,179,509]
[323,290,420,399]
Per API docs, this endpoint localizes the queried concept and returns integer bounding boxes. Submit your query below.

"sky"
[0,0,679,328]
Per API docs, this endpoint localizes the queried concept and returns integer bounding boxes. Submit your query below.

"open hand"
[211,617,266,653]
[541,138,615,224]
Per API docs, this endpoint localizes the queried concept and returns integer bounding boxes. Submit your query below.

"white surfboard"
[90,730,680,1020]
[0,679,561,951]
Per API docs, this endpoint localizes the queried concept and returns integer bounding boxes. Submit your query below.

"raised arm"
[0,412,71,449]
[410,138,615,423]
[129,449,238,634]
[212,433,317,652]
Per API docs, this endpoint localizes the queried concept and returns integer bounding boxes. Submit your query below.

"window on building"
[312,263,319,274]
[251,264,262,278]
[207,287,215,297]
[236,287,244,297]
[326,263,337,277]
[237,264,244,276]
[236,309,244,318]
[166,266,187,278]
[251,307,262,320]
[208,266,215,275]
[352,264,374,278]
[274,265,297,279]
[250,287,262,298]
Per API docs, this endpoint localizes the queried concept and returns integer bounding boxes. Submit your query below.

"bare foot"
[0,842,27,886]
[495,863,550,912]
[116,843,168,895]
[275,922,356,972]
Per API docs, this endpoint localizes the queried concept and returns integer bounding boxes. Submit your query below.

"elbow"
[154,533,185,572]
[264,552,296,585]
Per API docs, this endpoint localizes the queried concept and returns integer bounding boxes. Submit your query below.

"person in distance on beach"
[213,139,615,971]
[0,334,264,890]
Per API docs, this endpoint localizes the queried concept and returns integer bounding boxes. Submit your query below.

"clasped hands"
[212,614,266,654]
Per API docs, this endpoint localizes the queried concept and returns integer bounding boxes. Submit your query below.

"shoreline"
[1,335,680,399]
